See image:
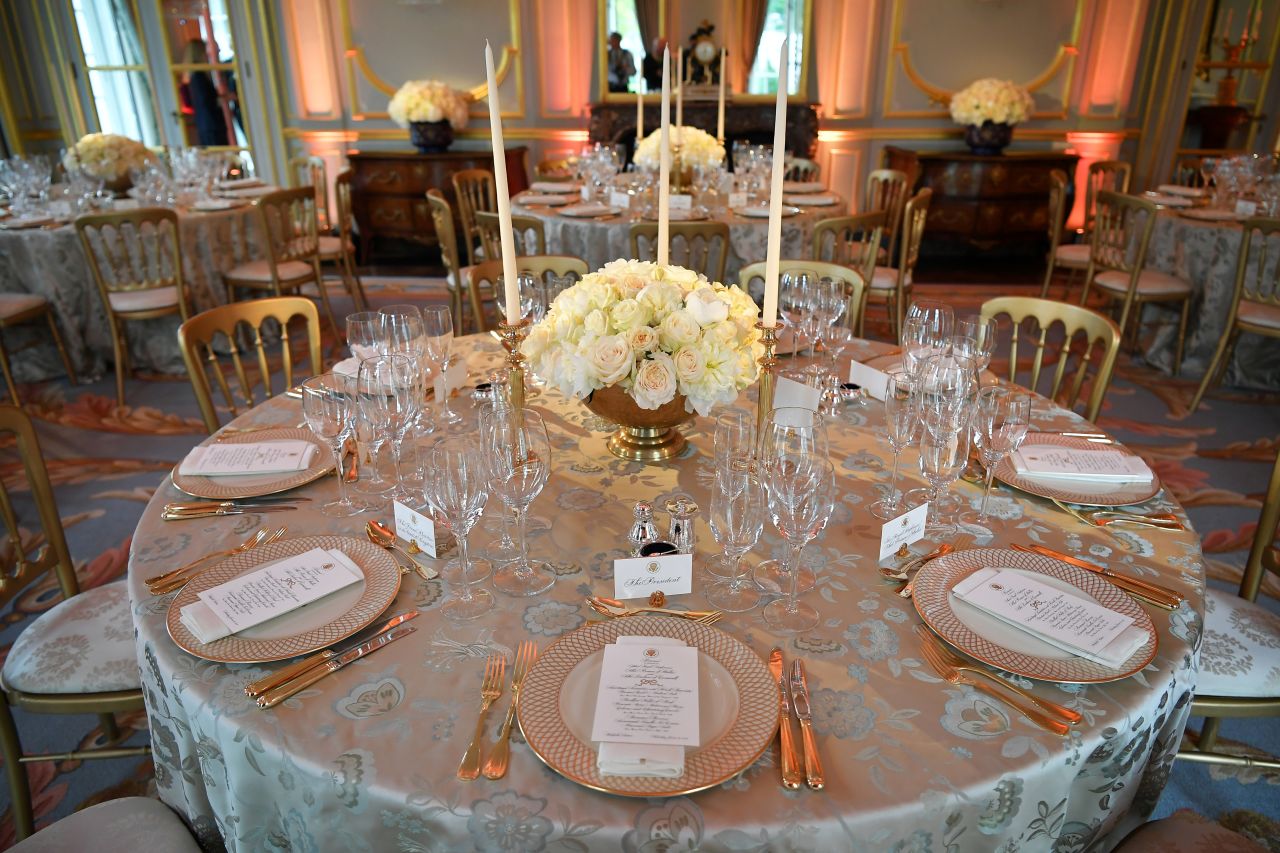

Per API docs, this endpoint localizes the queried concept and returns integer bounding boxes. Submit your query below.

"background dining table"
[0,200,261,382]
[128,335,1205,852]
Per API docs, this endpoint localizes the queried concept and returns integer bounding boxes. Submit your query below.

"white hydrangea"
[948,78,1035,127]
[388,80,470,130]
[633,125,726,171]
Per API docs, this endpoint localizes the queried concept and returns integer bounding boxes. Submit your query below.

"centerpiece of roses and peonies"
[632,126,726,171]
[62,133,156,183]
[387,80,470,129]
[948,78,1035,127]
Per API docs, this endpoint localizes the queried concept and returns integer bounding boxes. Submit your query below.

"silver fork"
[482,641,537,780]
[457,653,506,781]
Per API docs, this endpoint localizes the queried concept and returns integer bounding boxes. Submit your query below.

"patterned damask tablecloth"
[518,198,844,289]
[1142,212,1280,390]
[0,204,259,382]
[128,336,1205,853]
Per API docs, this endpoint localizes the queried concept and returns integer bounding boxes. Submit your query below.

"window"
[69,0,161,145]
[161,0,247,148]
[747,0,804,96]
[605,2,647,93]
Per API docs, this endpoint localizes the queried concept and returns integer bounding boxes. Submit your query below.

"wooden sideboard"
[348,148,529,260]
[589,101,819,162]
[884,146,1078,259]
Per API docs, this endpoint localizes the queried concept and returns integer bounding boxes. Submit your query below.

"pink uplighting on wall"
[1065,131,1124,229]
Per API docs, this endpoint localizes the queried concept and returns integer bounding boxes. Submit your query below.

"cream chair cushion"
[1,580,139,694]
[225,259,314,283]
[1195,587,1280,699]
[1094,269,1192,296]
[106,286,180,314]
[11,796,200,853]
[1238,300,1280,331]
[317,235,354,258]
[0,293,47,319]
[1054,243,1091,265]
[870,265,910,291]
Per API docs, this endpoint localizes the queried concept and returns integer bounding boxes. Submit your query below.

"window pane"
[747,0,804,95]
[175,69,244,147]
[71,0,145,66]
[88,70,161,145]
[162,0,236,65]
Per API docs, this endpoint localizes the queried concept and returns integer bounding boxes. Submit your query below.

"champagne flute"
[762,453,835,633]
[357,354,420,501]
[962,387,1031,523]
[752,407,827,594]
[483,408,555,597]
[707,410,755,578]
[300,374,360,517]
[780,269,814,355]
[476,400,519,569]
[422,305,463,427]
[869,371,917,520]
[345,313,395,499]
[424,437,493,620]
[705,473,766,612]
[919,426,970,538]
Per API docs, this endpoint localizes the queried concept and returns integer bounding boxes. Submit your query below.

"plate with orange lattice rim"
[171,427,332,500]
[912,547,1157,683]
[993,432,1161,507]
[517,614,776,796]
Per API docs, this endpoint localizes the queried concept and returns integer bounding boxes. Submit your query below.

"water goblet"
[752,407,827,594]
[483,409,555,597]
[424,437,493,620]
[357,354,421,501]
[300,374,361,517]
[422,305,463,427]
[869,371,918,520]
[762,454,835,633]
[919,426,971,538]
[962,387,1031,523]
[705,474,766,612]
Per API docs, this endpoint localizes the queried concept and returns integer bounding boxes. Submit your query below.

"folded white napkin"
[517,193,570,205]
[597,636,687,778]
[561,202,614,217]
[951,567,1148,668]
[783,180,825,193]
[531,181,581,193]
[1011,447,1153,483]
[179,548,363,643]
[178,440,317,477]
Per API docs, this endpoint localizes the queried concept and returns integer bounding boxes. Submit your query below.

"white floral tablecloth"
[129,336,1204,852]
[0,204,259,382]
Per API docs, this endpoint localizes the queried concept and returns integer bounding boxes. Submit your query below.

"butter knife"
[244,611,420,698]
[257,624,417,709]
[1014,544,1183,609]
[767,648,803,790]
[788,659,824,791]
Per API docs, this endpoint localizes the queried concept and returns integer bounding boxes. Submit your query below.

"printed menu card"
[1011,447,1152,482]
[179,548,363,643]
[179,441,316,477]
[593,636,699,777]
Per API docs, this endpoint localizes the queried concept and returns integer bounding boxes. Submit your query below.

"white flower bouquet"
[388,80,470,130]
[521,260,762,417]
[633,126,726,171]
[948,78,1035,127]
[63,133,155,181]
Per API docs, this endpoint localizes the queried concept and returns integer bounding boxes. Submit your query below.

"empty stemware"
[752,407,828,595]
[425,437,494,620]
[869,371,918,520]
[762,454,835,633]
[300,374,360,517]
[423,305,463,427]
[962,387,1032,523]
[483,408,555,597]
[705,473,766,612]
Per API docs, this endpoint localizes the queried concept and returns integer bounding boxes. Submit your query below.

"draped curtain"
[634,0,661,59]
[733,0,770,94]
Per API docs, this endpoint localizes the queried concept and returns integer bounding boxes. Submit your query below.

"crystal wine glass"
[706,409,755,579]
[919,426,970,538]
[357,354,420,501]
[870,371,918,520]
[762,453,835,633]
[752,407,827,594]
[424,437,493,620]
[482,408,554,597]
[476,401,519,571]
[962,387,1031,523]
[422,305,463,427]
[705,473,766,612]
[300,374,360,517]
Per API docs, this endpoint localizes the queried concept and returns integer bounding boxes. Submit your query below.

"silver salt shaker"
[664,495,699,555]
[628,501,660,555]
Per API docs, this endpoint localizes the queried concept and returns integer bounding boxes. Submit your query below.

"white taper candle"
[658,47,671,267]
[676,46,684,127]
[636,90,643,140]
[717,48,726,140]
[485,42,519,325]
[761,38,788,328]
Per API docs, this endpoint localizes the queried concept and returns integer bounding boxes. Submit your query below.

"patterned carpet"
[0,275,1277,849]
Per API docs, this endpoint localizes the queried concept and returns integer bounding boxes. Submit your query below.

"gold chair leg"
[0,332,21,406]
[1197,716,1222,752]
[1040,259,1056,299]
[45,310,78,387]
[108,318,128,408]
[1187,325,1237,415]
[0,690,35,840]
[346,253,369,312]
[1173,298,1191,377]
[310,264,340,334]
[97,712,120,743]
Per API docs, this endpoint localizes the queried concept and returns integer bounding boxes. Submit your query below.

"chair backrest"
[738,259,867,332]
[466,256,590,332]
[1088,191,1157,281]
[1240,447,1280,603]
[1046,168,1069,257]
[1084,160,1132,233]
[535,158,574,180]
[0,404,78,609]
[1171,156,1205,188]
[178,296,323,433]
[287,154,329,230]
[255,186,321,268]
[334,168,356,245]
[1231,217,1280,312]
[74,207,187,316]
[865,168,911,260]
[475,210,547,258]
[784,156,820,182]
[628,221,731,283]
[887,188,932,332]
[811,210,885,286]
[451,169,496,266]
[426,189,462,283]
[980,296,1121,422]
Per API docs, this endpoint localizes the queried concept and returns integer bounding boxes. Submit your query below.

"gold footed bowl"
[582,385,691,463]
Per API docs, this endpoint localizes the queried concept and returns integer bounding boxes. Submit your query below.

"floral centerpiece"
[388,80,471,153]
[522,259,761,461]
[948,78,1035,155]
[633,126,725,191]
[62,133,155,193]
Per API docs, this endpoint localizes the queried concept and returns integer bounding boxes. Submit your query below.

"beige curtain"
[635,0,661,58]
[734,0,770,93]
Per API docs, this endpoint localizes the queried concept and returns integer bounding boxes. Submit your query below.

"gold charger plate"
[517,614,777,797]
[165,534,401,663]
[171,427,332,500]
[913,547,1158,683]
[993,432,1161,507]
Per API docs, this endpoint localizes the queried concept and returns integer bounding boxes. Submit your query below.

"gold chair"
[784,156,820,182]
[0,295,77,406]
[452,168,496,266]
[426,189,469,333]
[865,168,911,262]
[1188,217,1280,414]
[75,207,190,406]
[1079,191,1192,373]
[979,296,1121,423]
[628,221,731,283]
[739,259,868,334]
[1171,156,1205,188]
[0,404,147,840]
[867,188,931,339]
[223,186,338,333]
[1040,169,1089,299]
[534,158,575,180]
[178,296,323,434]
[317,169,369,311]
[465,256,589,333]
[810,211,885,334]
[475,210,547,258]
[287,154,330,232]
[1083,159,1132,234]
[1176,445,1280,772]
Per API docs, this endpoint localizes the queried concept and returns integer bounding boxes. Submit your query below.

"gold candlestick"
[755,321,779,431]
[496,318,530,411]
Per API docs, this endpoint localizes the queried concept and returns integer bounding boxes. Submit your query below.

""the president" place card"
[393,501,440,559]
[613,553,693,600]
[879,502,928,561]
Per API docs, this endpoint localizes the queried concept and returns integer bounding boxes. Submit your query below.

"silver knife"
[162,506,297,520]
[789,659,825,790]
[257,625,417,709]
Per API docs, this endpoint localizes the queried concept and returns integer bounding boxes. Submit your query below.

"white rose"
[637,281,683,321]
[659,310,701,350]
[673,347,706,385]
[631,353,678,410]
[685,288,731,326]
[609,298,651,332]
[583,308,608,337]
[588,334,634,386]
[660,265,702,290]
[627,326,659,354]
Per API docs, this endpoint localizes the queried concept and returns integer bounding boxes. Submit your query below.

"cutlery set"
[768,648,823,790]
[1051,498,1185,531]
[457,641,539,781]
[162,498,304,520]
[1011,543,1183,609]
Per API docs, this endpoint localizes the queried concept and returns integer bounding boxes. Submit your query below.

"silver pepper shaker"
[628,501,660,555]
[664,495,699,555]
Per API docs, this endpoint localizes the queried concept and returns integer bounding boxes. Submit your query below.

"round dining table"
[128,335,1204,852]
[0,200,261,382]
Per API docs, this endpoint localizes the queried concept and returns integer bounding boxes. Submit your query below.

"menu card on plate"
[594,636,699,777]
[179,441,316,477]
[179,547,363,643]
[1011,447,1152,482]
[951,567,1148,667]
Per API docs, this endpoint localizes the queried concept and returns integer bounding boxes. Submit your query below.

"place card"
[393,501,439,561]
[773,375,821,412]
[580,185,592,201]
[951,567,1147,668]
[879,502,928,561]
[179,548,363,643]
[609,190,632,211]
[613,553,693,600]
[1235,199,1259,217]
[590,639,699,747]
[670,194,693,211]
[728,191,748,210]
[433,359,469,401]
[179,441,316,477]
[1011,447,1152,482]
[849,360,891,401]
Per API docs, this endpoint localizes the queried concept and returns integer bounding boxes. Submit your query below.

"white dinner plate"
[517,193,571,207]
[1156,184,1207,198]
[217,177,265,190]
[993,432,1161,506]
[191,199,244,211]
[1178,208,1244,222]
[735,205,801,218]
[171,427,333,499]
[0,215,54,229]
[784,194,839,206]
[783,180,825,194]
[219,185,277,199]
[531,181,582,194]
[1143,192,1193,208]
[560,204,622,218]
